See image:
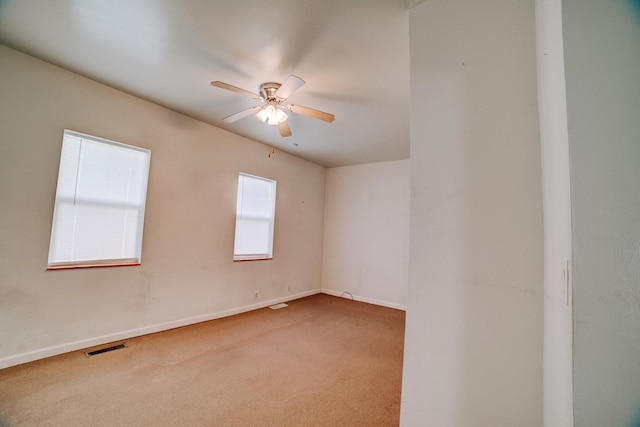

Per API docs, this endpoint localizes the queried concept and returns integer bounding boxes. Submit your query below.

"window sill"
[47,262,141,270]
[233,257,273,262]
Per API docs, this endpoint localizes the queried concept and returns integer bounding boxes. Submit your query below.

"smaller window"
[47,130,151,269]
[233,173,277,261]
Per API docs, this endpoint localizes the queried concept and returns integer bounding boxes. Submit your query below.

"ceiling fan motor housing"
[260,82,283,102]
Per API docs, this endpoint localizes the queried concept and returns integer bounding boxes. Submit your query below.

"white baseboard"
[0,289,321,370]
[320,289,407,311]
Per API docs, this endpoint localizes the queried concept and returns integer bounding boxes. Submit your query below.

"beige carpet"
[0,294,405,426]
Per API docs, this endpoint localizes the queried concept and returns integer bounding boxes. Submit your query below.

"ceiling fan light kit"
[256,104,287,125]
[210,75,335,138]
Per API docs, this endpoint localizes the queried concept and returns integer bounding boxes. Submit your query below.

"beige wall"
[0,45,326,368]
[321,160,410,309]
[402,1,543,425]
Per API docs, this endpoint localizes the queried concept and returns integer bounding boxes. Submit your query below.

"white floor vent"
[269,303,288,310]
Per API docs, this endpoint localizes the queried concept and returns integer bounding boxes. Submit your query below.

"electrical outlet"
[287,285,291,292]
[254,292,259,300]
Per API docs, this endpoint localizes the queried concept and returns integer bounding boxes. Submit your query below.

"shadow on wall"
[628,0,640,21]
[631,404,640,427]
[625,12,640,427]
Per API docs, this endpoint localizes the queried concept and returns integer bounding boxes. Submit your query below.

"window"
[233,173,277,261]
[47,130,151,269]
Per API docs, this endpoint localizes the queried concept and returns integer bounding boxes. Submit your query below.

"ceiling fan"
[210,75,335,137]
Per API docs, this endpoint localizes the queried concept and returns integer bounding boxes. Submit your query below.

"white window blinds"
[233,173,277,261]
[47,130,151,269]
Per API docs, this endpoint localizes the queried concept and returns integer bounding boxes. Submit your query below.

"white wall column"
[401,1,543,425]
[535,0,574,425]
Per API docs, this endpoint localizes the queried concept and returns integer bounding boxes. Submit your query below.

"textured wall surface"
[563,0,640,425]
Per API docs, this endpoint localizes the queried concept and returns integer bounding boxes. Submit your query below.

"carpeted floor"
[0,294,405,426]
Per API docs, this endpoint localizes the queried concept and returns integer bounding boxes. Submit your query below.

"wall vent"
[85,343,127,357]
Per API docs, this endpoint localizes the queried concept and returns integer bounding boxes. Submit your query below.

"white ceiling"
[0,0,411,168]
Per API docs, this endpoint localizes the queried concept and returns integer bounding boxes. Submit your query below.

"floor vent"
[269,303,288,310]
[85,343,127,357]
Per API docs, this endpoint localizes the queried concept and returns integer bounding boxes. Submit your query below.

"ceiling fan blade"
[222,106,262,123]
[287,104,335,123]
[278,121,292,137]
[275,75,305,99]
[211,81,261,99]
